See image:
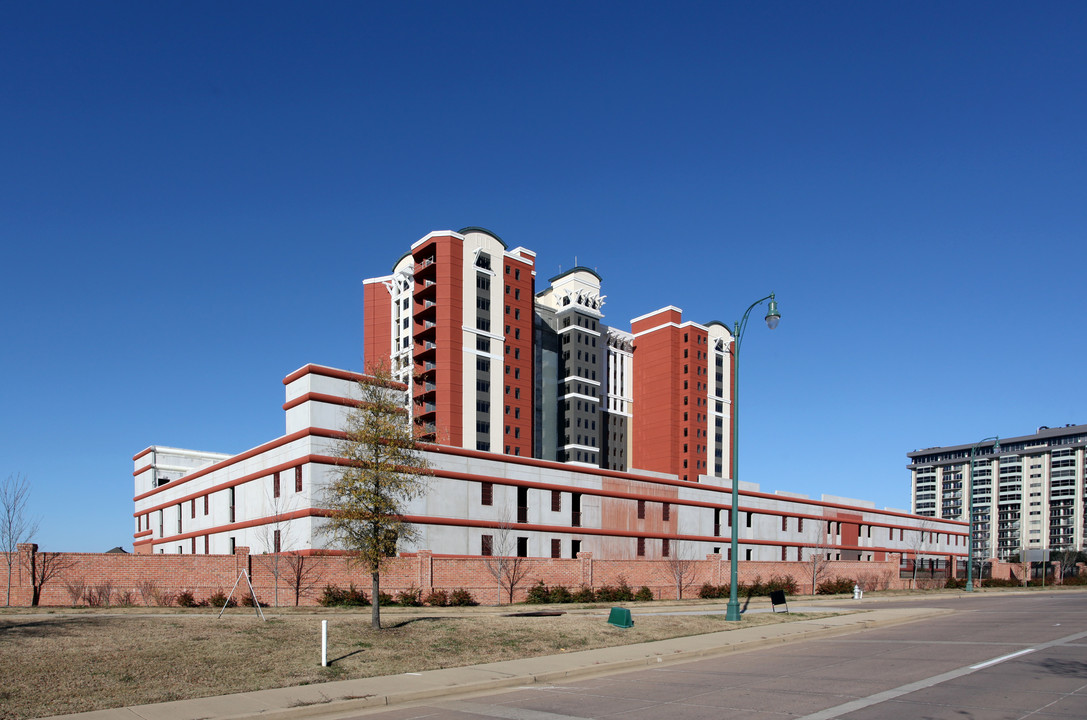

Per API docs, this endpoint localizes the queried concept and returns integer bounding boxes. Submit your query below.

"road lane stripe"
[796,629,1087,720]
[970,648,1035,670]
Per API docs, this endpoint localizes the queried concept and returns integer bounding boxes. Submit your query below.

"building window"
[295,466,303,492]
[663,503,671,522]
[781,546,787,561]
[798,517,803,532]
[551,490,561,512]
[571,539,581,558]
[228,487,236,523]
[637,499,646,519]
[637,537,645,556]
[191,499,196,519]
[273,472,280,498]
[551,539,561,558]
[204,535,209,554]
[204,495,209,515]
[516,537,528,557]
[274,529,281,553]
[781,516,787,532]
[191,537,196,554]
[745,549,752,561]
[229,537,236,554]
[746,512,753,528]
[482,535,493,556]
[481,482,493,506]
[662,538,670,557]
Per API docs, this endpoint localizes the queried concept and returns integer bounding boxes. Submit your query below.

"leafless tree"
[283,552,320,606]
[908,520,934,588]
[63,577,87,606]
[24,550,75,606]
[802,520,835,595]
[664,541,697,599]
[2,473,39,606]
[484,514,531,604]
[257,488,297,607]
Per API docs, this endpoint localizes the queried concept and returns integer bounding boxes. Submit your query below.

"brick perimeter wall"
[4,544,954,607]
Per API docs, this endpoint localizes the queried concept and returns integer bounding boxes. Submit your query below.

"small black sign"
[769,589,788,613]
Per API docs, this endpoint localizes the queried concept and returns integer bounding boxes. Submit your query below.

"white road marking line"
[970,648,1035,670]
[796,629,1087,720]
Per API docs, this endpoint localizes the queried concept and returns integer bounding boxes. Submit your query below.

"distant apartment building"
[908,424,1087,560]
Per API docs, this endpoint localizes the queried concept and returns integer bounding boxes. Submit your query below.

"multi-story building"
[130,226,965,569]
[134,364,965,563]
[908,424,1087,560]
[362,228,734,480]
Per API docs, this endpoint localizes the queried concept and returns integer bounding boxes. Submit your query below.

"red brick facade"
[6,543,968,607]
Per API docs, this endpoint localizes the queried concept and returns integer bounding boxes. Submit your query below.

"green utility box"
[607,607,634,628]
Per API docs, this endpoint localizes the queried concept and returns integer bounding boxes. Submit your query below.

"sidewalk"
[43,604,951,720]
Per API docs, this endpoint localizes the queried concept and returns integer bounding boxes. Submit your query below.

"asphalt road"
[350,593,1087,720]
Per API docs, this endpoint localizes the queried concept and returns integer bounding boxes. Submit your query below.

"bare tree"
[283,552,320,606]
[484,514,531,604]
[908,520,933,588]
[321,366,431,629]
[2,473,39,606]
[802,520,835,595]
[257,488,297,607]
[63,577,87,606]
[664,541,697,599]
[24,550,75,606]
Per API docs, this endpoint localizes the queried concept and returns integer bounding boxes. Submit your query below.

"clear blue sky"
[3,2,1085,552]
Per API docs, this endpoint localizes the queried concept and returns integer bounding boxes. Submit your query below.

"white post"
[321,620,328,667]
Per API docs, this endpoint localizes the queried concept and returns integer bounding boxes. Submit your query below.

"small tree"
[484,514,531,604]
[664,541,697,599]
[2,473,39,606]
[24,549,75,606]
[908,521,933,588]
[283,551,320,606]
[802,521,834,596]
[257,489,297,607]
[322,367,430,629]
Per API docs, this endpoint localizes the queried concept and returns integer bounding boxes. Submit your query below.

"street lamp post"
[725,293,780,621]
[966,436,999,592]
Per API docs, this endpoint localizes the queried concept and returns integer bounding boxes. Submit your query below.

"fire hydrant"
[853,584,863,600]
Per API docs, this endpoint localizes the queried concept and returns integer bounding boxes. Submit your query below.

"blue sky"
[3,2,1085,552]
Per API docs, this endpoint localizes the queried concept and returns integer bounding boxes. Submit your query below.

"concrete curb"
[42,606,952,720]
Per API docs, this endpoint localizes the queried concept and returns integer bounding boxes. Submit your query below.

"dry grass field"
[0,605,826,719]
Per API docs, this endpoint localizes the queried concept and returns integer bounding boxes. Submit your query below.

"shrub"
[116,590,135,607]
[424,589,449,606]
[572,585,596,603]
[816,577,856,595]
[1061,573,1087,586]
[377,591,395,606]
[983,577,1021,588]
[395,585,422,606]
[176,590,198,608]
[765,574,799,596]
[698,583,728,599]
[549,585,573,603]
[240,594,262,607]
[449,588,477,606]
[615,576,635,601]
[945,577,966,589]
[634,585,654,602]
[595,584,619,602]
[63,578,86,606]
[208,589,236,608]
[319,583,369,606]
[526,581,551,604]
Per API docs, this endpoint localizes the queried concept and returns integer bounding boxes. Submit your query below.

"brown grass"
[0,606,827,719]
